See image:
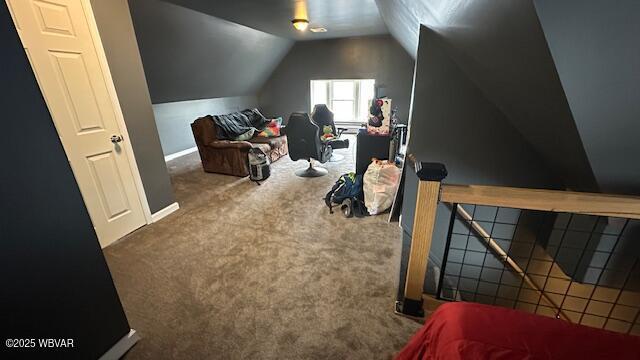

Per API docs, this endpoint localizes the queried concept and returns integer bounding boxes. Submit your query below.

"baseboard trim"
[151,202,180,223]
[99,329,139,360]
[164,146,198,162]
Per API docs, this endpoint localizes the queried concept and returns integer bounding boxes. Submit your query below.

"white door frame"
[77,0,153,224]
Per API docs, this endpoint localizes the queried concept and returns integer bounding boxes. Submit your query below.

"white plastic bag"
[363,159,401,215]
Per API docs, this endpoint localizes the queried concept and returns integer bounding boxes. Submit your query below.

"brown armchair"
[191,115,288,177]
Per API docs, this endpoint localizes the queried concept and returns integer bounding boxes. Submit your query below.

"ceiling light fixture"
[310,27,327,33]
[291,18,309,31]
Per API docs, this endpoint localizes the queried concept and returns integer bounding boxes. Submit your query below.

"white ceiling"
[163,0,389,40]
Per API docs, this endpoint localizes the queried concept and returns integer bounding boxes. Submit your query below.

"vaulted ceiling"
[376,0,598,191]
[131,0,638,194]
[129,0,293,103]
[374,0,638,195]
[163,0,388,40]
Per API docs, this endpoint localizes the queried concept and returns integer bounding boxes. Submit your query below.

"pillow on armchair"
[234,128,255,141]
[256,117,283,138]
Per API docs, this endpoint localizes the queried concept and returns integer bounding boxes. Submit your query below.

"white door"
[7,0,147,247]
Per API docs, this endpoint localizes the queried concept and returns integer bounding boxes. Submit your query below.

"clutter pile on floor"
[325,159,401,218]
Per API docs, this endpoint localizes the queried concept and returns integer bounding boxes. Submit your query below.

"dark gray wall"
[399,27,560,295]
[0,4,130,357]
[91,0,175,213]
[258,35,415,124]
[535,0,640,195]
[128,0,293,104]
[153,96,257,155]
[376,0,598,192]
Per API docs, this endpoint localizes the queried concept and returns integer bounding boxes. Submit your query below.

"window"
[310,79,375,125]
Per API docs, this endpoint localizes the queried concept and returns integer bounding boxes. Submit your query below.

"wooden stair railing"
[441,184,640,220]
[396,160,640,319]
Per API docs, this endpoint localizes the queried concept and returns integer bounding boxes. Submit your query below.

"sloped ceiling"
[374,0,455,58]
[163,0,388,40]
[128,0,636,194]
[535,0,640,195]
[376,0,598,191]
[128,0,293,103]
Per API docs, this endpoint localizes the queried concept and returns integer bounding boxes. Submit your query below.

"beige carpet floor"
[104,141,421,359]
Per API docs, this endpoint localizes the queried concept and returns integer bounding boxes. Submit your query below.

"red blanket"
[396,302,640,359]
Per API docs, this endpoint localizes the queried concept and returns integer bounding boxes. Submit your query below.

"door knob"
[110,135,123,143]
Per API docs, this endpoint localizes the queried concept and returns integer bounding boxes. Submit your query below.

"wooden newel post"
[399,161,447,318]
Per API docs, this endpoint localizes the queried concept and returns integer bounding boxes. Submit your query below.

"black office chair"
[311,104,350,151]
[286,112,332,177]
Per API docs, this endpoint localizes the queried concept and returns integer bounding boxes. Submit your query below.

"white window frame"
[310,79,375,125]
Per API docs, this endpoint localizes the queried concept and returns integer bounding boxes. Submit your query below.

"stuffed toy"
[368,99,385,128]
[320,125,335,141]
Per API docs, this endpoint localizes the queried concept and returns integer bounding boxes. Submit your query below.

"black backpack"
[324,173,367,217]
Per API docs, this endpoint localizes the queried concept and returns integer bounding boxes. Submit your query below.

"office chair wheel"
[341,199,353,218]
